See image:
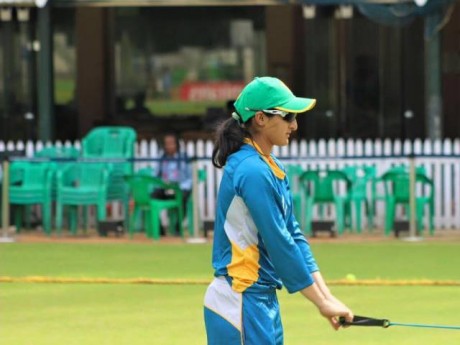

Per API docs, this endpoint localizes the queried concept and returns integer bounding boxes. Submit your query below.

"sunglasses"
[262,109,297,123]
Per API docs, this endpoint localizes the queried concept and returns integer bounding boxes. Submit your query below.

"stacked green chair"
[82,126,137,227]
[287,164,305,228]
[370,165,413,222]
[298,169,350,236]
[9,161,55,234]
[341,165,377,233]
[125,172,183,240]
[82,126,136,161]
[34,146,81,200]
[1,150,26,227]
[380,166,435,236]
[34,146,80,160]
[55,162,111,235]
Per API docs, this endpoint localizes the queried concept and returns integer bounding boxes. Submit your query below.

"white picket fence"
[1,138,460,231]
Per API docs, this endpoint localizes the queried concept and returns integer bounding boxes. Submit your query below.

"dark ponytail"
[212,118,251,168]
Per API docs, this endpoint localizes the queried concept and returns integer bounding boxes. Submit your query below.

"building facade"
[0,0,459,141]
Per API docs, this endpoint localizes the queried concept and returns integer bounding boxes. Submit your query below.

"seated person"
[152,133,192,235]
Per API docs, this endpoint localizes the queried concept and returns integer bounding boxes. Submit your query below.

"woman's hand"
[317,299,354,330]
[300,282,354,330]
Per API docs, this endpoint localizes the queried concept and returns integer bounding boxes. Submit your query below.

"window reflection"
[114,7,265,118]
[53,7,77,141]
[0,8,36,141]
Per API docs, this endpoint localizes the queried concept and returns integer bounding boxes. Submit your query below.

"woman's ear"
[253,111,266,127]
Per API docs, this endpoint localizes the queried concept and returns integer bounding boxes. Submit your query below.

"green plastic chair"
[34,146,81,200]
[372,165,424,221]
[9,161,55,234]
[186,168,207,236]
[128,167,157,232]
[380,167,435,236]
[82,126,136,160]
[82,126,137,229]
[34,146,80,159]
[299,169,350,236]
[287,164,305,228]
[55,162,112,235]
[125,173,183,240]
[341,165,377,233]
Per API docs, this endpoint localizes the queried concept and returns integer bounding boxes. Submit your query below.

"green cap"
[233,77,316,123]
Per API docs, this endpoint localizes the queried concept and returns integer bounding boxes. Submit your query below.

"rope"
[1,276,459,286]
[390,322,460,330]
[341,315,460,330]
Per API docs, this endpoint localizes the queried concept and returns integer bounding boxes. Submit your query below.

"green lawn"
[1,241,460,345]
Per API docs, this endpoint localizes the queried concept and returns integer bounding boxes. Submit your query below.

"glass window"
[302,7,340,139]
[52,7,77,140]
[0,8,36,141]
[347,14,381,139]
[113,7,265,118]
[302,8,425,140]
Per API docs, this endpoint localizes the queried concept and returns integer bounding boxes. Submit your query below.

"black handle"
[339,315,390,328]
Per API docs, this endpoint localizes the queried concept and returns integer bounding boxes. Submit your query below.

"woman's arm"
[311,271,349,307]
[300,279,353,330]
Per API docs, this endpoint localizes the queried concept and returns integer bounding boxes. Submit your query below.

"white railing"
[1,138,460,230]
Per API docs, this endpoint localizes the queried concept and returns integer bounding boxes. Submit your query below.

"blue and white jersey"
[212,143,319,294]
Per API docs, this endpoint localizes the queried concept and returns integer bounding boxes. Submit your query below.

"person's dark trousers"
[151,188,190,236]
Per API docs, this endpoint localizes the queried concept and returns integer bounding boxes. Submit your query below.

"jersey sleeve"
[286,210,319,274]
[235,160,314,293]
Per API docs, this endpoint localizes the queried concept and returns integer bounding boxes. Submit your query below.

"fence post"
[186,159,207,244]
[1,159,14,242]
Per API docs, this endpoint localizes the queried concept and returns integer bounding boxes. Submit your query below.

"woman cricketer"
[203,77,353,344]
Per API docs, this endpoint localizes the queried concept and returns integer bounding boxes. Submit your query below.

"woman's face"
[164,135,178,156]
[264,114,298,147]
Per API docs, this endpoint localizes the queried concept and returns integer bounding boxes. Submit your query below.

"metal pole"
[424,11,443,140]
[1,159,14,242]
[37,4,54,141]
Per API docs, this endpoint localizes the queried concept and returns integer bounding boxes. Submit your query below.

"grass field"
[1,240,460,344]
